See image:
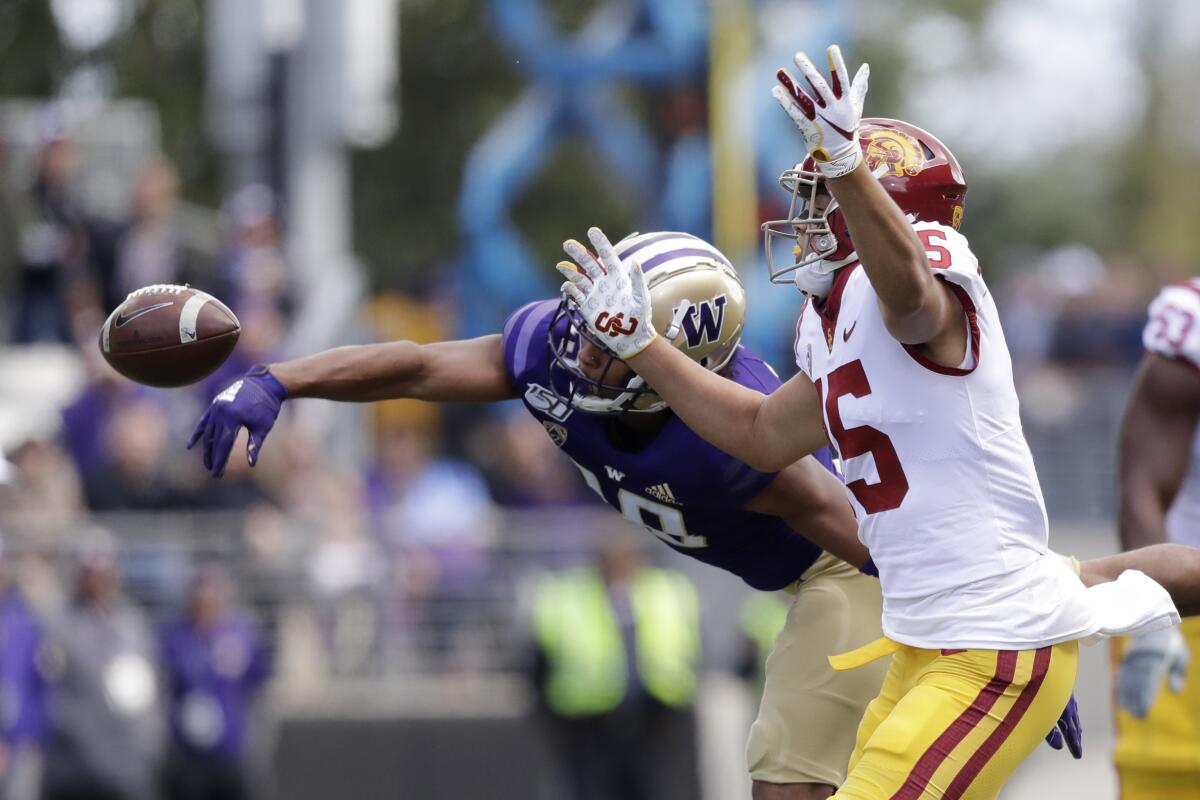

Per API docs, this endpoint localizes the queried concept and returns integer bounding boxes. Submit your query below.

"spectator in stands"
[0,534,51,800]
[83,398,192,511]
[106,158,193,303]
[9,133,88,344]
[0,135,20,300]
[236,504,290,670]
[215,184,288,313]
[474,409,600,571]
[42,530,164,800]
[160,565,271,800]
[367,420,496,671]
[1047,259,1148,368]
[478,410,591,508]
[0,438,85,525]
[60,346,142,483]
[528,538,701,800]
[304,471,384,676]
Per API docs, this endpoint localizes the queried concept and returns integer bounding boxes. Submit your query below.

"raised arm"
[189,335,516,476]
[823,167,960,347]
[772,45,965,359]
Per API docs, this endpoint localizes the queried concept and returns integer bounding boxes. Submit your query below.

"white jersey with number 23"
[1143,279,1200,548]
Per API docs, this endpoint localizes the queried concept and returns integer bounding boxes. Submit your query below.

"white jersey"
[793,222,1100,649]
[1143,279,1200,546]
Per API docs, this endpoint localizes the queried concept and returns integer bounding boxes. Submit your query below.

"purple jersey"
[0,589,48,747]
[503,299,837,591]
[161,615,270,760]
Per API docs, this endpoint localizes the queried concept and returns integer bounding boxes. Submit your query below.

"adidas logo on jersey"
[645,482,679,505]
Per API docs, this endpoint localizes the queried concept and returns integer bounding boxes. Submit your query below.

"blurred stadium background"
[0,0,1198,798]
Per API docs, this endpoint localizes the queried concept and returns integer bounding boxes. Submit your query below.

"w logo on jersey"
[679,295,727,348]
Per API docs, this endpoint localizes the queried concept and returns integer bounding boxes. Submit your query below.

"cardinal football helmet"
[549,231,746,414]
[762,117,967,297]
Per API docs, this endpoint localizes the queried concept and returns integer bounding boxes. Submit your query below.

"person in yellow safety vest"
[530,540,701,800]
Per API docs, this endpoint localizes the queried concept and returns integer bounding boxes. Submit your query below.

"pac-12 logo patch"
[677,294,727,348]
[542,421,568,447]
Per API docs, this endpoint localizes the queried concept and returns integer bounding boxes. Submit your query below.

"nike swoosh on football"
[114,302,175,328]
[818,113,857,141]
[842,321,857,342]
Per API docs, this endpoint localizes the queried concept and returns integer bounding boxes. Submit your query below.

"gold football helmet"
[549,231,746,414]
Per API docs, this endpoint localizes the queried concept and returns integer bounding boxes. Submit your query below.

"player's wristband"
[815,142,862,179]
[247,364,289,403]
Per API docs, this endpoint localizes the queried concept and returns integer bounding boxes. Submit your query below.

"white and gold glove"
[556,227,657,360]
[771,44,869,178]
[1117,625,1191,718]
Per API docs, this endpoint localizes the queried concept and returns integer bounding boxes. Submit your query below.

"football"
[99,284,240,388]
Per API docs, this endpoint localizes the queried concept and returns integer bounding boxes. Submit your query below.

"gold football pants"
[830,639,1079,799]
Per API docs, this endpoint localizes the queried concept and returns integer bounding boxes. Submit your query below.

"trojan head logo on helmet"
[549,231,746,415]
[762,118,967,299]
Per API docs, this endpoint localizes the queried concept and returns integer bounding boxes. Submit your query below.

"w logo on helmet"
[680,295,727,348]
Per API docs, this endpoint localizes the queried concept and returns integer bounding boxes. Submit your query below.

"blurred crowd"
[0,131,635,800]
[0,531,269,800]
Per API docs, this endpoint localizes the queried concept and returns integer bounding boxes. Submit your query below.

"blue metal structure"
[456,0,850,369]
[456,0,708,337]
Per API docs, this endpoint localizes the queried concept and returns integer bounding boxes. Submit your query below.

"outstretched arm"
[823,167,961,348]
[1081,544,1200,618]
[189,335,516,476]
[629,337,827,472]
[271,335,515,403]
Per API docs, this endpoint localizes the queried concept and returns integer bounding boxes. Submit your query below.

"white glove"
[771,44,869,178]
[556,227,657,360]
[1117,625,1190,718]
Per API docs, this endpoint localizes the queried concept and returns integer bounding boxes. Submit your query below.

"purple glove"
[187,365,287,477]
[1044,693,1082,759]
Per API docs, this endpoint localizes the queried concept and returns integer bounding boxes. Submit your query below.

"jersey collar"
[815,263,860,351]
